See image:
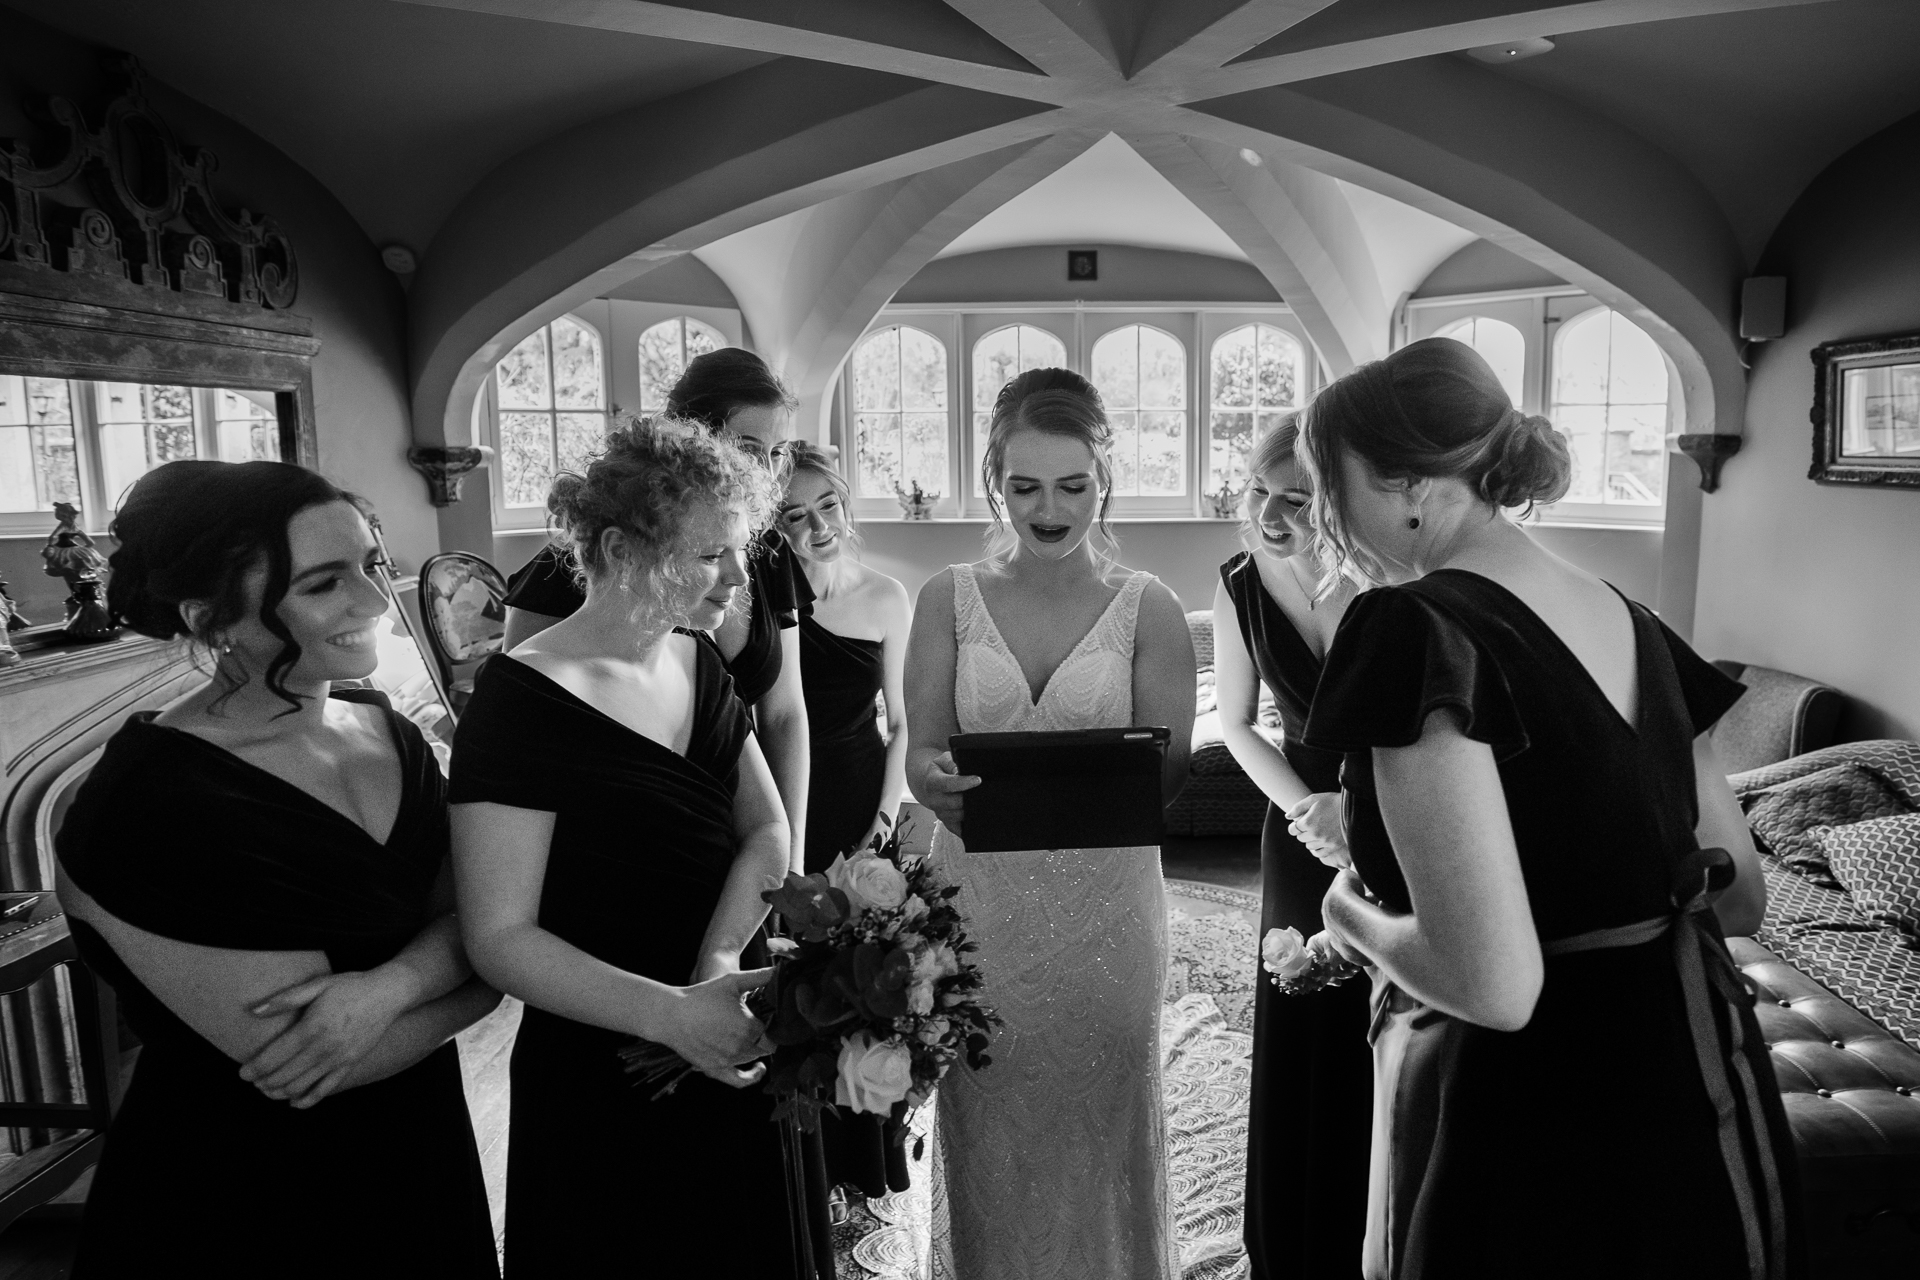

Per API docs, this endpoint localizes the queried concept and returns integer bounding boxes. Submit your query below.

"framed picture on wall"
[1811,331,1920,487]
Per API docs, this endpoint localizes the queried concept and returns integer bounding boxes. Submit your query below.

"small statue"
[0,571,27,667]
[41,502,120,643]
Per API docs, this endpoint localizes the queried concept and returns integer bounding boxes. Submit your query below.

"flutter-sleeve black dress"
[1303,570,1802,1280]
[502,533,812,707]
[1220,552,1373,1280]
[448,643,796,1278]
[56,690,497,1279]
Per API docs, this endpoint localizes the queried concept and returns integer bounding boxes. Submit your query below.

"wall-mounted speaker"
[1740,277,1787,341]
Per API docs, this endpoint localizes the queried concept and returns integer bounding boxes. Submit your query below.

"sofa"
[1727,739,1920,1275]
[1165,610,1272,837]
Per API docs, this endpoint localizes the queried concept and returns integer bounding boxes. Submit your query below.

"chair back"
[416,552,509,712]
[1710,661,1847,775]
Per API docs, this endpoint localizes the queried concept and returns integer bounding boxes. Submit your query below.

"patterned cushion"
[1815,812,1920,943]
[1743,763,1914,888]
[1758,855,1920,1046]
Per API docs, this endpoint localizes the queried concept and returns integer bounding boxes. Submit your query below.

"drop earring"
[1407,515,1421,530]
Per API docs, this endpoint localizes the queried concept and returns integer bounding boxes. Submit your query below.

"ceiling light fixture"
[1238,147,1263,167]
[381,244,418,274]
[1465,36,1555,64]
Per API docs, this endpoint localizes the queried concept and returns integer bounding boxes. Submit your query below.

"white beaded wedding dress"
[929,562,1177,1280]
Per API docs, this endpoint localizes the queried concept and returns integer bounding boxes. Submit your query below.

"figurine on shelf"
[1208,479,1244,520]
[894,478,940,521]
[41,502,120,643]
[0,571,27,667]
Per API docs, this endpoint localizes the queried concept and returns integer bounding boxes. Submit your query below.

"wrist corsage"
[1261,925,1363,996]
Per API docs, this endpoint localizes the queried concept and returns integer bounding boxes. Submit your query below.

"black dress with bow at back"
[502,534,813,706]
[1304,570,1802,1280]
[448,644,795,1278]
[57,690,497,1280]
[1220,552,1373,1280]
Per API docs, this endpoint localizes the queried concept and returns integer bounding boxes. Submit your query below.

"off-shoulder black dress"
[448,644,795,1278]
[502,534,812,706]
[1303,570,1801,1280]
[57,690,496,1279]
[1220,552,1372,1280]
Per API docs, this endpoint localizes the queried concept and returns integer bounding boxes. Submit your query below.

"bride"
[905,368,1196,1279]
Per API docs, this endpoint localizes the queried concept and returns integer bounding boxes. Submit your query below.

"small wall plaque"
[1067,250,1098,282]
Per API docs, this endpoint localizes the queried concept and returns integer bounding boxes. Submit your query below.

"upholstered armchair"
[1710,661,1846,775]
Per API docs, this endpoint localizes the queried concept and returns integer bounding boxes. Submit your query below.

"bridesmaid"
[774,442,914,1208]
[775,443,910,871]
[451,418,795,1277]
[1299,338,1800,1278]
[1213,420,1372,1280]
[502,348,813,871]
[58,460,499,1278]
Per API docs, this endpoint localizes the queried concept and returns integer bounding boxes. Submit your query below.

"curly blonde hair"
[548,414,779,631]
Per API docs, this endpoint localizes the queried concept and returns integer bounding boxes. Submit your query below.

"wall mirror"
[1810,331,1920,488]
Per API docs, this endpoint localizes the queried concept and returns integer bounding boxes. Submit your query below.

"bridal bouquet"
[1261,925,1363,996]
[622,827,1001,1134]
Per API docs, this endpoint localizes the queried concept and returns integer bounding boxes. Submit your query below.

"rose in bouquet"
[1261,924,1363,996]
[621,825,1001,1139]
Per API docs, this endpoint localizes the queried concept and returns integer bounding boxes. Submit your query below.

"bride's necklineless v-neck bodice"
[951,562,1150,733]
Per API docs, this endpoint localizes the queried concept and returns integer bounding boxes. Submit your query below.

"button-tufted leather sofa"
[1730,740,1920,1276]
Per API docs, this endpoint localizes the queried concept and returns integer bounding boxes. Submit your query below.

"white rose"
[825,851,909,915]
[1262,926,1313,982]
[929,942,961,979]
[900,894,930,924]
[835,1031,915,1116]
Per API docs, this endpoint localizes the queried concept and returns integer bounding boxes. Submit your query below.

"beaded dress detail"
[930,563,1177,1280]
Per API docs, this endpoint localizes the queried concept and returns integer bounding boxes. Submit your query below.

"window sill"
[1524,517,1665,533]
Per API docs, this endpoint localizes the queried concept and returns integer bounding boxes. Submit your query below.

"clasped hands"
[239,968,415,1110]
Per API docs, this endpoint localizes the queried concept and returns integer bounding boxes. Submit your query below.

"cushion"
[1815,812,1920,943]
[1743,763,1914,888]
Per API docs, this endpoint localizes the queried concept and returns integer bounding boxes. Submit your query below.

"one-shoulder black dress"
[1220,553,1373,1280]
[502,534,812,706]
[448,645,795,1278]
[799,613,886,872]
[57,690,497,1279]
[1304,571,1802,1280]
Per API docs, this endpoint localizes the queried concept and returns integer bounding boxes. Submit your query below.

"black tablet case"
[950,726,1170,853]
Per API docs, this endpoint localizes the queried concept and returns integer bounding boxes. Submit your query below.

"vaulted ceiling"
[12,0,1920,449]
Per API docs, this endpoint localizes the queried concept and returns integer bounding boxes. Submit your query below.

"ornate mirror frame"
[1810,331,1920,489]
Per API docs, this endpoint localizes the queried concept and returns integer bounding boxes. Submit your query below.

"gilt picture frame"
[1810,331,1920,488]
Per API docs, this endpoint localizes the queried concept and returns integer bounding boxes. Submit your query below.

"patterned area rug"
[836,881,1261,1279]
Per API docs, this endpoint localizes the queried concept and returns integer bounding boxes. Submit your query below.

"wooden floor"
[0,827,1262,1276]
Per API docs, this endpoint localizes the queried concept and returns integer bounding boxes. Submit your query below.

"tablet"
[950,726,1170,853]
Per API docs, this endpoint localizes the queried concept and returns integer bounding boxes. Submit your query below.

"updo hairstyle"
[979,368,1118,561]
[108,460,361,713]
[781,440,862,554]
[665,347,797,433]
[1299,336,1571,586]
[547,415,778,629]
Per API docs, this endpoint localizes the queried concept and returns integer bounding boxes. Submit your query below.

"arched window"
[495,315,606,509]
[971,324,1066,494]
[638,316,725,411]
[1434,316,1525,407]
[1092,324,1187,496]
[851,325,948,501]
[1208,323,1303,493]
[1549,309,1668,507]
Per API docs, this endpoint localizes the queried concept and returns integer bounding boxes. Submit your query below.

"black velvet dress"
[502,533,812,707]
[57,691,497,1279]
[799,614,886,872]
[1304,570,1802,1280]
[448,647,796,1278]
[794,611,907,1205]
[1220,553,1373,1280]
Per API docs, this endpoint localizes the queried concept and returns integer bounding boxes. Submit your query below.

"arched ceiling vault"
[401,0,1842,445]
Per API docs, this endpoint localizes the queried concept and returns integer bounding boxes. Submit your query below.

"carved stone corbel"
[1676,434,1742,493]
[407,445,486,507]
